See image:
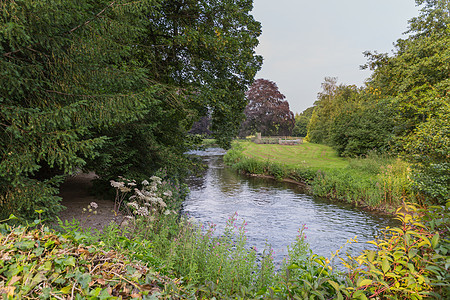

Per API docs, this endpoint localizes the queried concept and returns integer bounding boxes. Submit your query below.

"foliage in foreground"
[0,223,188,299]
[340,203,450,299]
[1,172,449,299]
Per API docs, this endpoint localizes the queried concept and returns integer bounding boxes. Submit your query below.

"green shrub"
[258,225,342,299]
[340,203,450,299]
[0,176,64,223]
[0,223,188,299]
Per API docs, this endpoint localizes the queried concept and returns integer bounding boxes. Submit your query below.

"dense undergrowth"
[1,172,449,299]
[224,141,417,212]
[0,223,189,299]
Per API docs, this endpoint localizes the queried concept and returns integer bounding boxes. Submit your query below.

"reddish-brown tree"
[239,79,295,137]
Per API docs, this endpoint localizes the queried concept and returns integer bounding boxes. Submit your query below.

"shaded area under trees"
[0,0,262,220]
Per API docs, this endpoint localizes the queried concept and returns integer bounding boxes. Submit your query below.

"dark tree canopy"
[239,79,295,137]
[0,0,262,220]
[189,115,212,136]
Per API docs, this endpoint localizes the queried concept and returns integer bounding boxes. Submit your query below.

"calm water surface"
[183,148,397,262]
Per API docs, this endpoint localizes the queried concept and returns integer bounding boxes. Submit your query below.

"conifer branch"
[69,1,116,34]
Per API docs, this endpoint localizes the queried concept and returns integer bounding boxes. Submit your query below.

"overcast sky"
[251,0,421,114]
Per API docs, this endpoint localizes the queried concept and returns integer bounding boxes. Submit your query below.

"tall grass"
[51,172,447,299]
[224,141,415,210]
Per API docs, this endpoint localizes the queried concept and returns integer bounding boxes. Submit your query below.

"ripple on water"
[183,151,397,263]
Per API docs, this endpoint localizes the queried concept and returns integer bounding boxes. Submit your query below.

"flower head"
[110,180,124,188]
[136,206,149,216]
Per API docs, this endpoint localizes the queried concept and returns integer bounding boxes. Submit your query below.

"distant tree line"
[303,0,449,204]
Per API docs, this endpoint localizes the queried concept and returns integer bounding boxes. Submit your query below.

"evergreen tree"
[0,0,262,220]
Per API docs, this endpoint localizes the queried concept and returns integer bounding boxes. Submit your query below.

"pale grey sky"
[252,0,421,114]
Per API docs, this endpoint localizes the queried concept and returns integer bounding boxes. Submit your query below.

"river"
[183,148,397,264]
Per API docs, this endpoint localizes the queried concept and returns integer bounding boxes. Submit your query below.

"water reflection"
[184,148,397,263]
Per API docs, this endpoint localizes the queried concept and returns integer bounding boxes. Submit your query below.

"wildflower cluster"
[110,176,179,234]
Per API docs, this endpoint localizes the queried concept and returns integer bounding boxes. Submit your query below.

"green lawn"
[238,141,349,171]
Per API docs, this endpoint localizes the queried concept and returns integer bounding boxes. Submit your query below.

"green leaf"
[89,287,102,297]
[66,256,76,267]
[16,240,35,250]
[408,248,418,259]
[60,285,72,294]
[29,272,47,290]
[382,258,390,273]
[367,250,376,262]
[431,232,440,248]
[358,279,373,287]
[328,280,340,291]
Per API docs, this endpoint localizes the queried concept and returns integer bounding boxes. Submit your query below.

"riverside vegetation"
[224,141,415,213]
[1,0,449,298]
[1,175,448,299]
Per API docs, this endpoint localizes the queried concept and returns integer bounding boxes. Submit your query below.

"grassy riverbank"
[224,141,415,212]
[2,171,448,298]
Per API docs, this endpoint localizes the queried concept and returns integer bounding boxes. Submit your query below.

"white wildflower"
[141,190,154,197]
[141,180,149,186]
[127,182,137,186]
[119,186,131,193]
[136,206,149,216]
[163,190,172,197]
[164,210,171,215]
[150,176,162,184]
[110,180,124,188]
[149,196,162,204]
[127,201,139,210]
[89,202,98,209]
[134,189,150,202]
[158,199,167,208]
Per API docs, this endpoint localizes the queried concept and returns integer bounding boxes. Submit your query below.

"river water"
[183,148,397,263]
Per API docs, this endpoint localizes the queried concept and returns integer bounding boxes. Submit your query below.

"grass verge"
[224,141,416,212]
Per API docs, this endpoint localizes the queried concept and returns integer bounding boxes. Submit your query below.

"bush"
[0,223,188,298]
[340,203,450,299]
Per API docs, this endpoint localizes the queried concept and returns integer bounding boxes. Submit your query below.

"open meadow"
[240,140,348,171]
